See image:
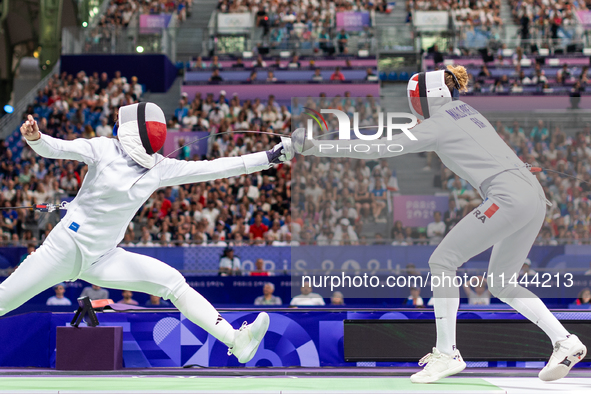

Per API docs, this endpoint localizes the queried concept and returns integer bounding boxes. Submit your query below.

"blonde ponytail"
[446,65,469,92]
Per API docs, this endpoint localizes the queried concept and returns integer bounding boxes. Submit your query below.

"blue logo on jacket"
[69,222,80,232]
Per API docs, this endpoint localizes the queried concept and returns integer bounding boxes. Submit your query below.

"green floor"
[0,377,503,393]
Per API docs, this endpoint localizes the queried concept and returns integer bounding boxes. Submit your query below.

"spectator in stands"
[136,227,155,246]
[60,164,80,196]
[430,44,443,65]
[208,106,224,126]
[370,175,387,222]
[255,5,270,36]
[273,58,285,69]
[266,71,277,82]
[333,218,358,245]
[253,55,267,68]
[336,29,349,53]
[80,284,109,300]
[392,231,409,245]
[181,109,198,129]
[210,55,222,69]
[406,287,424,307]
[120,231,135,247]
[219,246,241,276]
[129,76,143,99]
[266,219,282,241]
[250,258,270,276]
[365,68,378,81]
[209,69,224,82]
[46,283,71,306]
[247,71,258,83]
[478,65,491,80]
[195,112,210,131]
[233,57,245,68]
[315,225,335,246]
[190,56,207,69]
[175,100,189,121]
[209,232,228,247]
[312,68,323,81]
[318,29,333,55]
[570,81,583,110]
[288,54,301,69]
[95,117,112,137]
[330,67,345,81]
[250,213,269,240]
[117,290,138,305]
[490,76,509,93]
[510,82,523,93]
[391,220,405,239]
[254,282,282,305]
[532,70,547,85]
[530,120,549,142]
[579,66,589,86]
[556,64,572,84]
[331,291,345,305]
[462,276,491,305]
[290,280,325,306]
[145,295,171,307]
[427,211,445,245]
[576,288,591,305]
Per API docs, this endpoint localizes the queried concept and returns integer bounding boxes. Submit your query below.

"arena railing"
[211,27,379,57]
[1,236,588,248]
[453,24,584,54]
[0,60,61,140]
[62,26,178,61]
[375,24,415,53]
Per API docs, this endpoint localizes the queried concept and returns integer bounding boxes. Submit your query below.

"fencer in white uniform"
[4,102,294,364]
[293,66,587,382]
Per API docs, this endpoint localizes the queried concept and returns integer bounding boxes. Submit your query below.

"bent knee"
[168,279,191,303]
[488,283,517,300]
[428,246,463,274]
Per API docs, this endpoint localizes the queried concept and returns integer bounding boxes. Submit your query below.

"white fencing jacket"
[28,134,270,265]
[304,100,545,201]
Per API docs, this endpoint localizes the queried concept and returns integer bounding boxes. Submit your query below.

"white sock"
[172,287,235,347]
[433,296,459,356]
[502,296,570,345]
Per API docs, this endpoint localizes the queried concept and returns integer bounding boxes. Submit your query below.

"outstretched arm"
[157,138,293,187]
[21,115,99,165]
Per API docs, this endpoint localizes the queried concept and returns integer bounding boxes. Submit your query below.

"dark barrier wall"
[60,54,177,92]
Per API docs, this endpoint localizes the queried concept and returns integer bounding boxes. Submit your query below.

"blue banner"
[0,309,588,368]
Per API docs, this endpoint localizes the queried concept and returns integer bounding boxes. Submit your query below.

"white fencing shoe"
[410,347,466,384]
[227,312,270,364]
[539,334,587,381]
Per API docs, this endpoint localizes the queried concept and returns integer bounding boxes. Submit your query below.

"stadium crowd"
[3,60,591,249]
[216,0,379,53]
[98,0,192,28]
[83,0,191,53]
[511,0,581,41]
[408,0,503,27]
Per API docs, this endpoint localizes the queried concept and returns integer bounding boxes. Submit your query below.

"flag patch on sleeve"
[484,203,499,218]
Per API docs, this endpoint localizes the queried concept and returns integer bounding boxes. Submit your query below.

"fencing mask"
[117,102,167,168]
[407,70,460,120]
